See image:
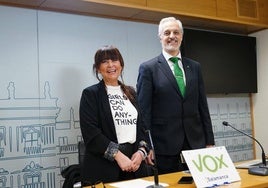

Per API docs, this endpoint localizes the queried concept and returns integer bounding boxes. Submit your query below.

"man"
[137,17,215,174]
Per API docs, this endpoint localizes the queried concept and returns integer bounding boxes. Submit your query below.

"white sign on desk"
[182,146,240,188]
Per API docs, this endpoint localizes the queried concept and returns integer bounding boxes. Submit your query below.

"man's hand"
[145,150,155,165]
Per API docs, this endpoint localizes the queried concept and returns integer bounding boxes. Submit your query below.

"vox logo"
[192,154,228,172]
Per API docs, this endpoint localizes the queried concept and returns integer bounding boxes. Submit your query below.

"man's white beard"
[164,44,178,53]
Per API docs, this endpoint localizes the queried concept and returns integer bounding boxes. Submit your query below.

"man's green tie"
[170,57,185,97]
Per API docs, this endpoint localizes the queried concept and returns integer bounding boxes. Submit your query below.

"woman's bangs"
[100,49,119,62]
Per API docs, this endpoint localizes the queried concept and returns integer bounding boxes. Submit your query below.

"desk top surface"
[88,169,268,188]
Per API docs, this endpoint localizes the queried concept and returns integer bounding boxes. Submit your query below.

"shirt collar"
[162,50,182,62]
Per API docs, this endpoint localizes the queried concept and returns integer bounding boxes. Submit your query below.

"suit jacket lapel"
[157,54,182,97]
[182,57,193,99]
[99,81,117,139]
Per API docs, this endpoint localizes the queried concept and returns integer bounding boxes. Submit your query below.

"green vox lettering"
[192,154,228,172]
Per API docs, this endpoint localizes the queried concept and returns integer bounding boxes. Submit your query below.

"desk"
[91,169,268,188]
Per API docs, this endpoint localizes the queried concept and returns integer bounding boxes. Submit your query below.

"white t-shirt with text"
[106,85,137,144]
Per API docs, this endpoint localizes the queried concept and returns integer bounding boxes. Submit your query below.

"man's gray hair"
[158,17,183,36]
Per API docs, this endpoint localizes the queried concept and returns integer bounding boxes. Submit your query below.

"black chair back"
[78,141,86,166]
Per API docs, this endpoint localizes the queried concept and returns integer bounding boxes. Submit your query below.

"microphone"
[222,121,268,176]
[145,130,164,188]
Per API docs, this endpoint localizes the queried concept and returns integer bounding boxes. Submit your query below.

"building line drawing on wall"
[0,81,81,188]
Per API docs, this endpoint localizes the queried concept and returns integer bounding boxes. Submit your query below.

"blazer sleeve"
[79,87,111,155]
[137,62,154,130]
[197,63,215,145]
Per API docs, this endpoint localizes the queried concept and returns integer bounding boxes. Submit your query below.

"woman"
[79,45,149,185]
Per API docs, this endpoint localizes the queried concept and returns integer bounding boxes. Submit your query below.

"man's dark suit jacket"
[79,80,147,183]
[137,54,215,156]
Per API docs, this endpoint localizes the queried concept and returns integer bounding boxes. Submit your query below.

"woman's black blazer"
[79,80,147,183]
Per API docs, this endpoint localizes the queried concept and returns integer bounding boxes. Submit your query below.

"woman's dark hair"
[93,45,135,103]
